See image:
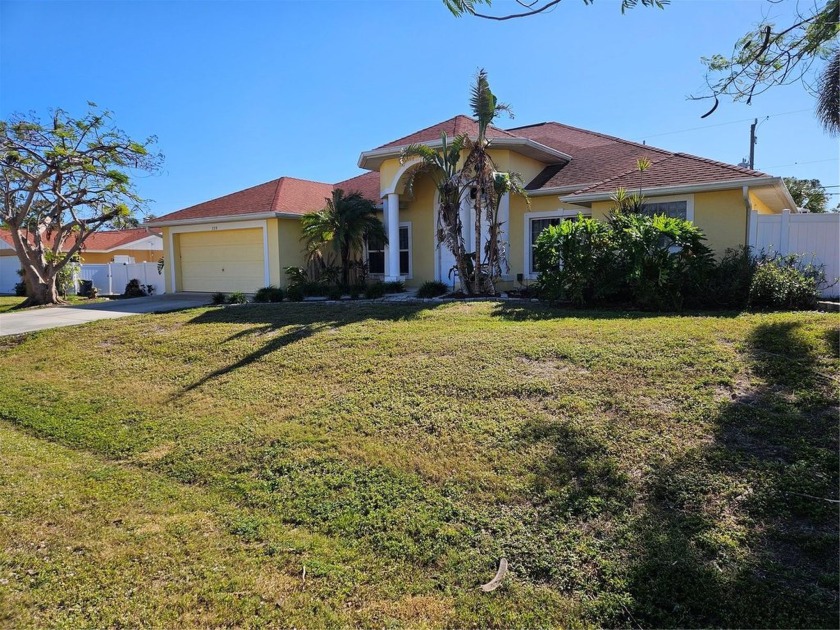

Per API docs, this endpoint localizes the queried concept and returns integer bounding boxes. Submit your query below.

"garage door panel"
[178,228,265,293]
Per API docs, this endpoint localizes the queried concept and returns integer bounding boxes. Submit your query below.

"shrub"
[286,285,304,302]
[417,280,448,298]
[284,266,308,287]
[211,292,226,305]
[349,284,362,300]
[227,291,248,304]
[608,212,715,311]
[534,216,615,305]
[298,281,330,297]
[748,254,821,310]
[364,282,385,299]
[382,280,405,294]
[124,278,147,298]
[254,285,285,303]
[704,247,757,309]
[327,285,344,300]
[14,281,26,297]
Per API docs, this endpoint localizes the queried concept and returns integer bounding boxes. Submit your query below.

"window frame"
[366,222,412,279]
[639,194,695,222]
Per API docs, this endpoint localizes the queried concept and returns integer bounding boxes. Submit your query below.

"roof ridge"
[573,153,674,195]
[269,177,286,211]
[375,115,464,149]
[508,120,672,155]
[179,176,285,213]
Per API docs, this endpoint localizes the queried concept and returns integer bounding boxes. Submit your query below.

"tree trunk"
[20,266,63,307]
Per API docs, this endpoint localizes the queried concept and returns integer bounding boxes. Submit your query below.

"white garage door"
[178,229,265,293]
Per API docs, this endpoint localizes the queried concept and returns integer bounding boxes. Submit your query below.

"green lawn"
[0,302,837,628]
[0,296,25,313]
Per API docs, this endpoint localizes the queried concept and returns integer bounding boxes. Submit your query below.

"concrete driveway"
[0,293,212,337]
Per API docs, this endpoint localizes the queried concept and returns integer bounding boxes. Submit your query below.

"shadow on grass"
[623,320,839,628]
[178,302,440,394]
[500,319,837,627]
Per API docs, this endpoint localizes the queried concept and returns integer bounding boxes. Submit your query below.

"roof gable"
[374,114,518,150]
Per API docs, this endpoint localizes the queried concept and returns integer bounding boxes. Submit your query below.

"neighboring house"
[149,115,796,293]
[0,227,163,264]
[0,228,163,293]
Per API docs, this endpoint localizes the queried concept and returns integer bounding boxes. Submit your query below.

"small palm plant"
[301,189,386,286]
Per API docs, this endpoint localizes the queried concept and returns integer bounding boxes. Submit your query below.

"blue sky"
[1,0,837,215]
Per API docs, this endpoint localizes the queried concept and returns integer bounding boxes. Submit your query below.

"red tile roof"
[0,227,161,252]
[374,114,518,150]
[153,176,336,223]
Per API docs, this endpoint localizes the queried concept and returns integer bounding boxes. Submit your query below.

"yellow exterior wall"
[274,217,307,286]
[694,190,748,255]
[399,174,437,287]
[749,192,775,214]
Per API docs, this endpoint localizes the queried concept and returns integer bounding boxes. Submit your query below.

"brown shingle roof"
[152,116,777,225]
[571,153,768,195]
[511,121,767,192]
[374,114,518,150]
[334,171,380,203]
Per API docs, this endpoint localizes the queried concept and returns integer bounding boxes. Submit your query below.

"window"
[528,214,588,274]
[640,200,688,220]
[367,224,411,276]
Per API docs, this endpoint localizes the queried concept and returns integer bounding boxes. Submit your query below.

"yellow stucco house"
[148,115,796,293]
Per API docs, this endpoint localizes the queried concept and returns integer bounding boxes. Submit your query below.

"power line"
[762,157,839,169]
[636,109,811,141]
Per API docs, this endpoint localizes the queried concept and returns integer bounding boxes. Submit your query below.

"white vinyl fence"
[78,262,165,296]
[0,260,165,296]
[749,209,840,298]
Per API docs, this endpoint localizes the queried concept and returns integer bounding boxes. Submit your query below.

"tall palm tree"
[301,189,385,285]
[461,68,515,293]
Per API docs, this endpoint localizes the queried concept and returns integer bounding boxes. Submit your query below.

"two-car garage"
[175,227,267,293]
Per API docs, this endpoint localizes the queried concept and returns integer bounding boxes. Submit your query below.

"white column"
[385,193,401,281]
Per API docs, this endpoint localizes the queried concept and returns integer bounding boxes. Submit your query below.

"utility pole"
[749,118,757,169]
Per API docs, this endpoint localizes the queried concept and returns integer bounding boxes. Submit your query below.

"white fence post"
[779,209,791,256]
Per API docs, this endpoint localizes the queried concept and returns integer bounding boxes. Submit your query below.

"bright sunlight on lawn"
[0,302,837,628]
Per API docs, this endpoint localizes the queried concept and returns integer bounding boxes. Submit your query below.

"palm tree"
[301,189,385,286]
[401,132,472,292]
